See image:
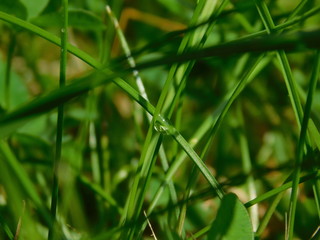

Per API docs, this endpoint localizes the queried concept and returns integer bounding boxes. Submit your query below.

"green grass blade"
[147,54,271,216]
[106,4,179,212]
[131,30,320,71]
[48,1,68,239]
[245,171,320,208]
[188,170,319,239]
[4,31,16,110]
[235,103,258,231]
[119,4,319,62]
[79,175,122,213]
[0,71,156,138]
[0,141,51,225]
[120,1,227,239]
[172,131,224,199]
[0,214,14,240]
[256,192,284,236]
[288,51,320,240]
[0,11,101,68]
[254,1,320,238]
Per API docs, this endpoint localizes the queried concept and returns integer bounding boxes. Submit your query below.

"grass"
[0,0,319,239]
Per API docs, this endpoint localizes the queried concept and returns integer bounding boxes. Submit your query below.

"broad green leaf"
[207,193,254,240]
[20,0,49,19]
[0,0,27,20]
[31,9,106,31]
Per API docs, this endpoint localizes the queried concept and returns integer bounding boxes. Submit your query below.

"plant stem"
[287,51,320,240]
[4,30,16,110]
[48,0,68,239]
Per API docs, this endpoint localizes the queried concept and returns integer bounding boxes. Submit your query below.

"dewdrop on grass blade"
[154,115,177,136]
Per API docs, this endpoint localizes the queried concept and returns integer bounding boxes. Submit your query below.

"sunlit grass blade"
[120,1,227,239]
[106,4,179,212]
[146,55,272,240]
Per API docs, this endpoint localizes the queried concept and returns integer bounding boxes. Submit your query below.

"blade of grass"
[245,170,320,208]
[1,27,319,137]
[147,54,271,214]
[235,102,259,231]
[0,71,155,138]
[0,11,102,69]
[130,29,320,71]
[151,114,225,198]
[186,170,320,239]
[176,52,261,235]
[78,175,122,214]
[287,50,320,240]
[120,1,227,239]
[0,214,14,240]
[48,0,68,239]
[4,30,16,110]
[113,3,319,63]
[106,4,179,213]
[148,169,320,220]
[0,12,319,139]
[254,1,320,238]
[0,141,51,227]
[0,5,319,73]
[254,0,308,136]
[255,191,285,236]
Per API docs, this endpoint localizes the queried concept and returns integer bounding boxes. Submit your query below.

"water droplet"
[61,29,65,33]
[154,115,176,136]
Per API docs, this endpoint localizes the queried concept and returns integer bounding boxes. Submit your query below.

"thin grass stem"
[4,31,16,110]
[48,1,68,239]
[287,51,320,239]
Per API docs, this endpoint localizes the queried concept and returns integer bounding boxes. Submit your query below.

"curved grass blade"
[0,71,156,138]
[131,30,320,71]
[147,54,271,214]
[0,10,102,68]
[112,4,320,63]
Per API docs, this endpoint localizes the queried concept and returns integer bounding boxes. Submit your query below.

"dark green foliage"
[0,0,319,239]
